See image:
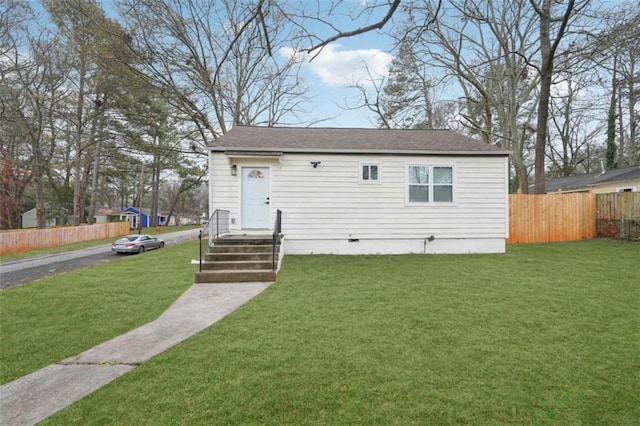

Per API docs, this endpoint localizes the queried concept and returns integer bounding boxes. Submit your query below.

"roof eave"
[592,180,640,187]
[210,147,510,156]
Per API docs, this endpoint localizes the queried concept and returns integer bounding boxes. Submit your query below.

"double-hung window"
[407,165,453,203]
[361,163,380,183]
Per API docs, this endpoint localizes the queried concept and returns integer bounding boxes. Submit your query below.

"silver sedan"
[111,234,165,254]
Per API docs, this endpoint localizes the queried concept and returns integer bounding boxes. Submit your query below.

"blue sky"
[29,0,398,128]
[280,40,395,128]
[278,3,398,128]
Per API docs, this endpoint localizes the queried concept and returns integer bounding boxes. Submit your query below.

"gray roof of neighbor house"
[208,126,509,156]
[543,165,640,192]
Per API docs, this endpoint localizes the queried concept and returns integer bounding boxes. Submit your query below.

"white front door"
[242,167,270,229]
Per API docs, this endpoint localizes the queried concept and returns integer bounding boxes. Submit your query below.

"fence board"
[596,192,640,240]
[0,222,130,255]
[508,193,596,244]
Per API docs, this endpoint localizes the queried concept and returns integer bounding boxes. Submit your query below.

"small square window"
[361,164,380,182]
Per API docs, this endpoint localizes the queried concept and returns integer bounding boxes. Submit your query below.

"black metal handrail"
[199,209,230,272]
[272,209,282,271]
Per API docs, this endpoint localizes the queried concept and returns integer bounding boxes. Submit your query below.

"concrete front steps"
[195,235,279,283]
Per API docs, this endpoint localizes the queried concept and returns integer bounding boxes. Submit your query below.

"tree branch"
[213,0,267,86]
[305,0,402,57]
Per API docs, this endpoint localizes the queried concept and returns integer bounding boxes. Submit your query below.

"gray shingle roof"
[543,166,640,192]
[595,166,640,184]
[208,126,509,155]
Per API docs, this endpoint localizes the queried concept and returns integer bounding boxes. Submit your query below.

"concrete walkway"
[0,282,272,425]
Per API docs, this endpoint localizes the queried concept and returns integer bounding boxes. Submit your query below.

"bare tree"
[393,0,540,192]
[529,0,592,193]
[43,0,132,225]
[12,37,70,228]
[161,164,207,227]
[117,0,310,145]
[546,71,605,176]
[270,0,403,54]
[0,0,33,229]
[374,38,445,129]
[0,1,70,229]
[595,3,640,166]
[346,43,457,132]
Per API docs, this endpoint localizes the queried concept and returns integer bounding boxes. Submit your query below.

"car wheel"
[138,246,145,253]
[159,242,165,248]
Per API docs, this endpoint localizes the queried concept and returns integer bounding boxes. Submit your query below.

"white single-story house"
[207,126,510,254]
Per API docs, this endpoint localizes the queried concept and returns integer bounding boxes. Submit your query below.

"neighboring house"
[207,126,510,254]
[179,214,202,225]
[166,213,200,226]
[20,208,57,229]
[543,166,640,194]
[119,207,168,229]
[93,208,123,224]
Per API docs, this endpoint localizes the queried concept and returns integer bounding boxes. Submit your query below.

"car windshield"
[123,236,139,241]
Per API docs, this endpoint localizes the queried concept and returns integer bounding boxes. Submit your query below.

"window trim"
[359,162,381,184]
[616,186,637,192]
[406,164,455,204]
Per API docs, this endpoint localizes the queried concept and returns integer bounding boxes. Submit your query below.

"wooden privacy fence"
[0,222,130,255]
[507,193,596,244]
[596,192,640,241]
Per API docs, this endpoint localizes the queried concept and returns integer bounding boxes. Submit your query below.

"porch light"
[230,164,237,176]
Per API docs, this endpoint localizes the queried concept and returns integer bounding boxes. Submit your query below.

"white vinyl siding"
[210,152,508,241]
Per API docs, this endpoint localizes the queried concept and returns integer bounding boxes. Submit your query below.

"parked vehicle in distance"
[111,234,165,254]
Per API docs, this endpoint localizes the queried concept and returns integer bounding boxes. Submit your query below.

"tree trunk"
[533,1,553,194]
[72,146,83,225]
[31,127,48,229]
[87,136,102,225]
[628,56,637,163]
[531,0,576,192]
[77,115,98,225]
[606,74,618,170]
[35,171,46,229]
[138,166,144,233]
[72,61,86,226]
[153,159,160,225]
[150,159,157,227]
[150,130,161,227]
[617,72,625,167]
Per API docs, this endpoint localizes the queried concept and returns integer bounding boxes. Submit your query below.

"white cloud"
[280,44,393,88]
[551,78,586,99]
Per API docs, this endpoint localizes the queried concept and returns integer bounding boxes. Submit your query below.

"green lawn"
[0,241,198,383]
[3,240,639,424]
